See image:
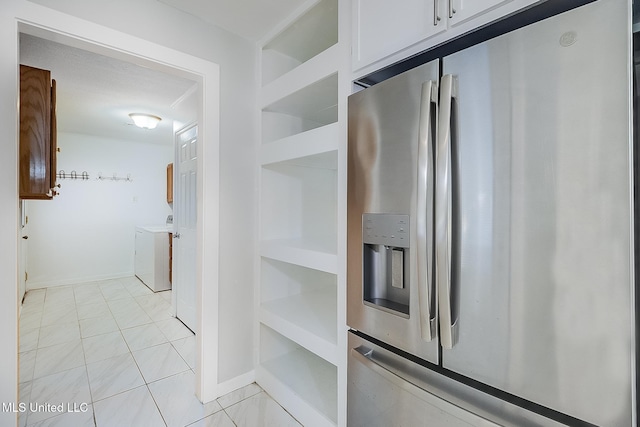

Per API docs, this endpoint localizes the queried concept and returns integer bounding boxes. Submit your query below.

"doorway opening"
[14,12,221,412]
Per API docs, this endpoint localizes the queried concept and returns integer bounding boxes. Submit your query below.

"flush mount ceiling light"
[129,113,162,129]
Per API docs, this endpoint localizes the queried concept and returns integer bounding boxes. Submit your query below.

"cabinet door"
[20,65,56,199]
[352,0,446,71]
[447,0,512,27]
[166,163,174,203]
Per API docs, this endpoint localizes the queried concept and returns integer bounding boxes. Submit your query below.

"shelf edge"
[261,44,340,108]
[260,240,338,274]
[260,307,338,365]
[260,122,339,166]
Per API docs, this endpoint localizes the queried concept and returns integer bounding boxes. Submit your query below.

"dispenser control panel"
[362,213,409,248]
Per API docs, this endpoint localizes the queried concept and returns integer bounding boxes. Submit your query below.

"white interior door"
[174,123,198,332]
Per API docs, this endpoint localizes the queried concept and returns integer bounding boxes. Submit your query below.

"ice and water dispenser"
[362,213,410,317]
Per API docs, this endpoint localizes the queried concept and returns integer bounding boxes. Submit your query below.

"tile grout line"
[21,279,297,427]
[72,285,98,427]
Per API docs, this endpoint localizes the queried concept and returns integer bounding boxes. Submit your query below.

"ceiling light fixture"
[129,113,162,129]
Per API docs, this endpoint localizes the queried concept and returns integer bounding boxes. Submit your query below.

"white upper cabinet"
[448,0,512,27]
[352,0,540,76]
[352,0,446,72]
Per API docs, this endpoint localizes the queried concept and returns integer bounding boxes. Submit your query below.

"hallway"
[18,277,300,426]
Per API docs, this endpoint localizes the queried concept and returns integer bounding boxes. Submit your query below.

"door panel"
[441,1,632,425]
[174,124,197,332]
[347,59,440,364]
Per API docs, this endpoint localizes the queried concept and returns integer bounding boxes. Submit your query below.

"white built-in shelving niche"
[257,0,345,425]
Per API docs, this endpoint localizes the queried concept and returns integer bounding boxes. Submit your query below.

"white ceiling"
[20,33,197,145]
[18,1,309,145]
[157,0,308,42]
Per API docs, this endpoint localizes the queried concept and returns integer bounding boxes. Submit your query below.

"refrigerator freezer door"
[347,332,567,427]
[440,0,633,425]
[348,59,440,363]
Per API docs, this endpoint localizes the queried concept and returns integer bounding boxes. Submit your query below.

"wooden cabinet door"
[20,65,56,199]
[167,163,174,203]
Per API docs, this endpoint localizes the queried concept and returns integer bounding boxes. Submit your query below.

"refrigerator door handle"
[436,74,458,349]
[417,80,438,342]
[350,345,500,426]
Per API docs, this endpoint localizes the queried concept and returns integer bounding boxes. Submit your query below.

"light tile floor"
[19,276,301,427]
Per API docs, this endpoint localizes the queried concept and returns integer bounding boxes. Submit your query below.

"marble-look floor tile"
[93,385,165,427]
[148,370,221,427]
[19,350,37,384]
[74,287,105,306]
[82,331,129,364]
[100,284,130,302]
[33,340,85,379]
[121,323,168,351]
[20,328,40,354]
[24,289,46,305]
[171,335,196,369]
[136,295,172,322]
[216,383,263,409]
[79,315,118,338]
[106,297,139,316]
[120,276,143,286]
[186,411,235,427]
[156,318,193,341]
[38,322,81,349]
[19,380,31,409]
[40,304,78,327]
[112,307,153,329]
[76,301,111,321]
[73,283,100,294]
[44,287,75,305]
[125,281,153,297]
[159,291,172,303]
[20,311,43,332]
[20,299,44,316]
[86,353,145,401]
[28,366,92,425]
[27,405,95,427]
[135,294,167,310]
[132,342,190,383]
[225,392,301,427]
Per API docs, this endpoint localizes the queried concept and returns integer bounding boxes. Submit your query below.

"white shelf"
[262,73,337,141]
[258,330,337,427]
[257,0,344,424]
[261,239,337,274]
[262,0,338,86]
[261,122,339,167]
[260,290,337,364]
[262,45,340,108]
[260,162,336,252]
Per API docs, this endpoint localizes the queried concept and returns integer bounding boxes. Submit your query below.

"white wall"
[24,0,258,386]
[0,2,20,423]
[0,0,257,416]
[26,132,173,288]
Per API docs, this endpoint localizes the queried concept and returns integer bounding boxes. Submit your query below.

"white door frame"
[4,1,221,415]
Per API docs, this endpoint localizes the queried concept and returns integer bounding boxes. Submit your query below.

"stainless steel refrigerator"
[346,0,635,426]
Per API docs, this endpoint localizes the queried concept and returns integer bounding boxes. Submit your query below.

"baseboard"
[214,370,256,400]
[26,272,134,290]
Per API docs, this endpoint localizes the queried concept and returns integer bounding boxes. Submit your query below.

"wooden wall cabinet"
[167,163,173,204]
[20,64,57,200]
